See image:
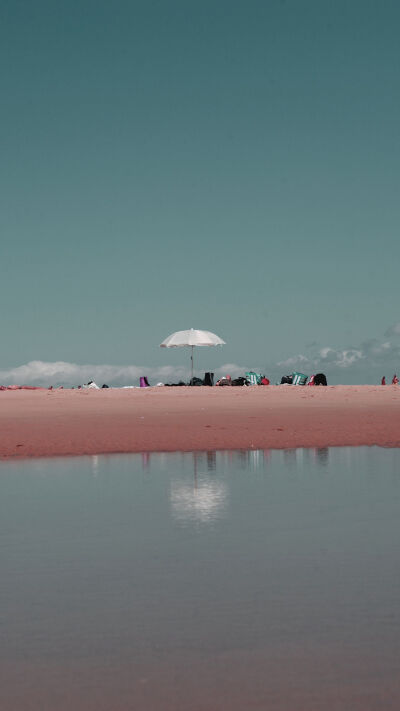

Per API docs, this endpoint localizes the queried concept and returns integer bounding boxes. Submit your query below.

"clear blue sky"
[1,0,399,384]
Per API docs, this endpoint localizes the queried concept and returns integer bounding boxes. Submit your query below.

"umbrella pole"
[191,346,194,383]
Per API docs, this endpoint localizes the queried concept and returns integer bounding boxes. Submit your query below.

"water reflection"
[170,453,228,524]
[224,448,270,471]
[141,451,151,470]
[1,447,400,711]
[314,447,329,465]
[282,447,330,469]
[206,450,217,472]
[169,450,278,524]
[91,455,99,476]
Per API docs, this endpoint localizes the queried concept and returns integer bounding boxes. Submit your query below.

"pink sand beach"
[1,385,400,460]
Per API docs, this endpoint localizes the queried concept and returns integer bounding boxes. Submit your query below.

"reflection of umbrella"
[160,328,226,381]
[170,454,228,524]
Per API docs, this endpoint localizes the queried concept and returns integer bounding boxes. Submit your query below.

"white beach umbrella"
[160,328,226,381]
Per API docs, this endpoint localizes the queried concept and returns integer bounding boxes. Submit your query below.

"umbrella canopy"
[160,328,226,381]
[160,328,225,348]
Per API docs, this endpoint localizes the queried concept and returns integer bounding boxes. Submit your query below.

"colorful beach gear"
[291,372,308,385]
[245,372,263,385]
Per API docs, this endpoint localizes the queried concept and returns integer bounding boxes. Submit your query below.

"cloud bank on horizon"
[1,325,399,386]
[277,335,397,374]
[276,324,400,381]
[0,360,248,387]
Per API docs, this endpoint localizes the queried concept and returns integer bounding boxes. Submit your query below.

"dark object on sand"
[190,377,204,386]
[314,373,327,386]
[204,372,214,386]
[102,384,109,388]
[232,377,249,386]
[280,375,293,385]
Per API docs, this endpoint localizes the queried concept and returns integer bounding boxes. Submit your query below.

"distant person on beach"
[381,376,386,385]
[392,374,399,385]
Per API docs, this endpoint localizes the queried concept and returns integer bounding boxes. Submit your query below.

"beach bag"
[291,372,308,386]
[245,372,262,386]
[232,377,249,386]
[314,373,327,386]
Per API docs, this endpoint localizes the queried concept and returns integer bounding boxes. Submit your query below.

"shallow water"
[1,447,400,710]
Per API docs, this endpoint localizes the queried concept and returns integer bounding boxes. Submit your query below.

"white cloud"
[319,347,334,359]
[319,348,364,367]
[277,348,365,371]
[277,354,311,369]
[216,363,251,378]
[385,323,400,338]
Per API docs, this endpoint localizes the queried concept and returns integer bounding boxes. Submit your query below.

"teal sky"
[1,0,400,384]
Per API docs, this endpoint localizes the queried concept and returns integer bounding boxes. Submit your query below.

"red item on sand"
[381,377,386,385]
[392,374,399,385]
[261,377,270,385]
[308,375,316,386]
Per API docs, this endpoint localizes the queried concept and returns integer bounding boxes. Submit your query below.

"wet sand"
[1,385,399,460]
[3,645,399,711]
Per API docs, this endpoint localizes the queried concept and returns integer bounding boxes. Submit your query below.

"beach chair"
[291,372,308,385]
